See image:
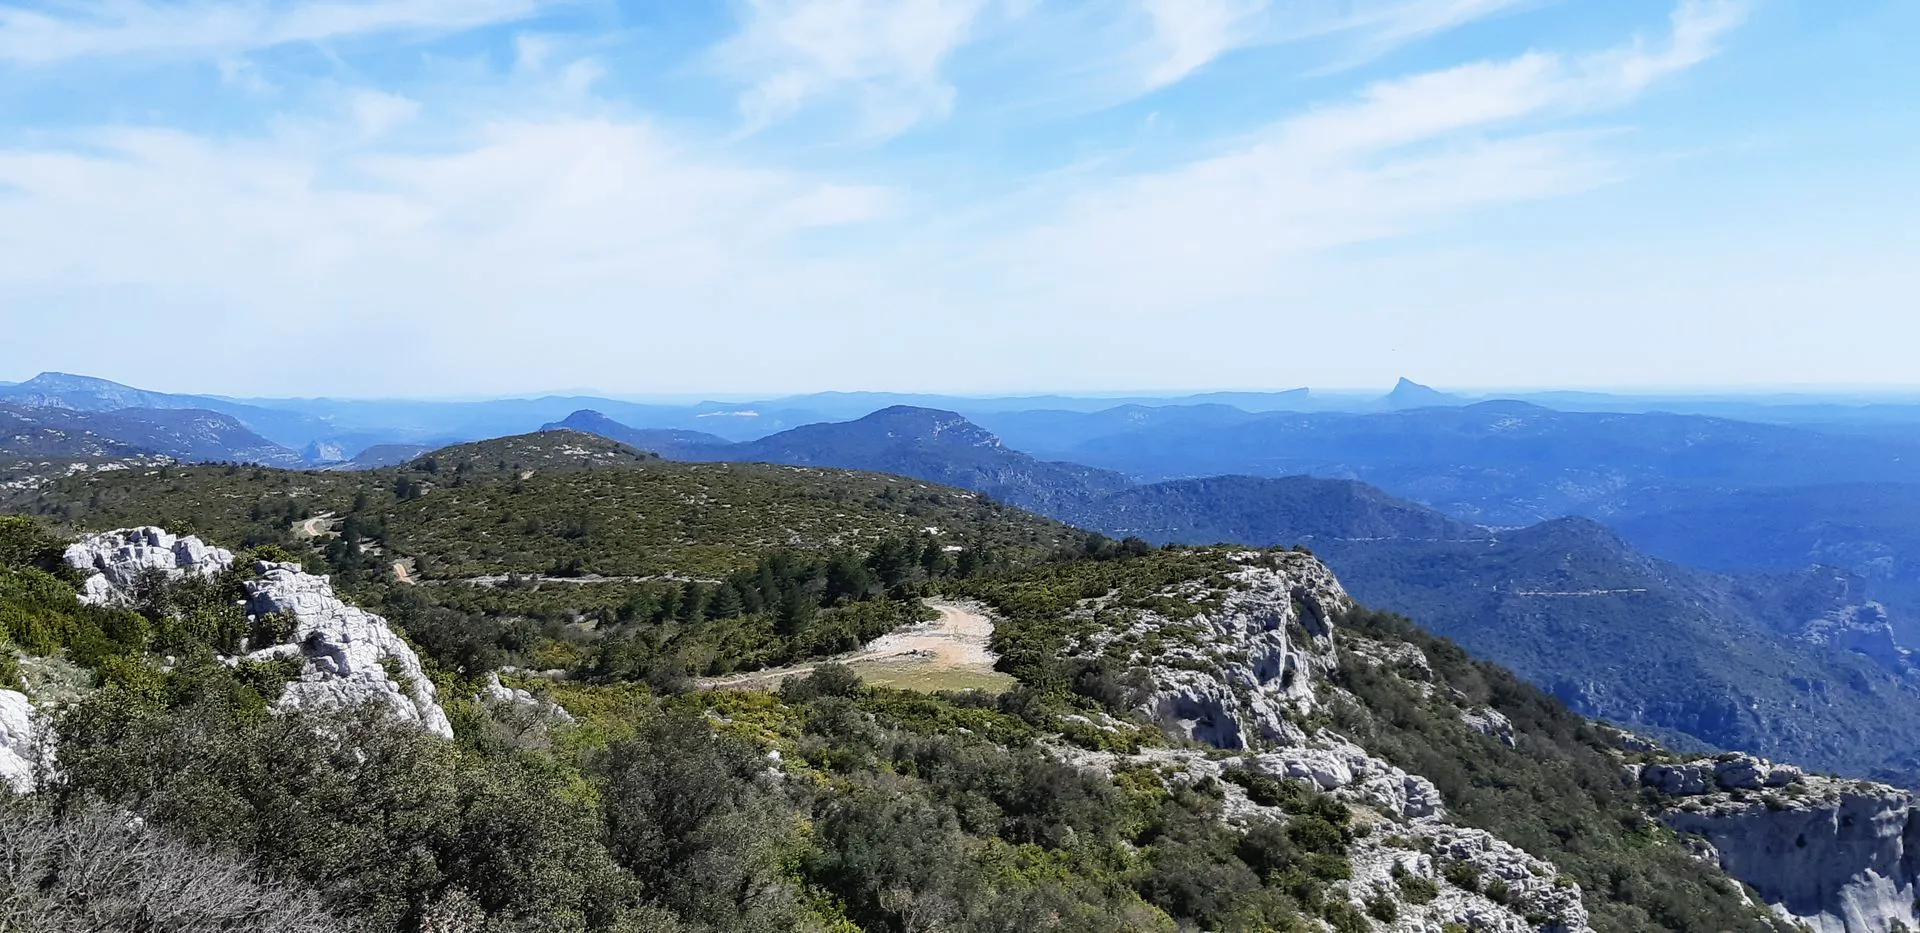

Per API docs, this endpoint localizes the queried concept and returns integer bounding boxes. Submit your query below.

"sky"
[0,0,1913,398]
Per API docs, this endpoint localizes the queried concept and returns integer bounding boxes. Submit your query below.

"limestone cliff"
[1638,753,1920,933]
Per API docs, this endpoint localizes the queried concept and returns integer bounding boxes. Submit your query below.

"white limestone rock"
[63,526,233,606]
[1228,739,1446,821]
[1642,757,1919,932]
[1463,707,1517,747]
[479,672,574,724]
[1072,551,1350,750]
[0,689,42,794]
[1350,824,1591,933]
[243,562,453,739]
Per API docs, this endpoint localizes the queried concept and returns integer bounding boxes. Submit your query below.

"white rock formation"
[1072,551,1350,749]
[1349,822,1591,933]
[62,528,452,740]
[63,527,233,605]
[244,563,453,739]
[1640,754,1917,932]
[0,689,41,793]
[479,672,574,724]
[1050,551,1591,932]
[1226,740,1446,821]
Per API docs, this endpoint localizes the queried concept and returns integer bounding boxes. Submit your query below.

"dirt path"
[700,600,1011,693]
[293,513,337,539]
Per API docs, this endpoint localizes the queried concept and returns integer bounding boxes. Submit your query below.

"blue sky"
[0,0,1912,398]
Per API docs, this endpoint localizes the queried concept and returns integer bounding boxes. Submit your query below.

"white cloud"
[0,0,563,65]
[0,1,1784,396]
[1138,0,1269,88]
[714,0,994,137]
[0,109,903,394]
[998,1,1745,309]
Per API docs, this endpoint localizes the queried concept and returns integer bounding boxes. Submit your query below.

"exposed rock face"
[1801,602,1918,679]
[1349,823,1589,933]
[0,689,41,793]
[1227,740,1446,821]
[1056,740,1587,933]
[62,526,233,605]
[62,528,451,740]
[244,563,453,739]
[1075,551,1349,749]
[1054,551,1590,932]
[479,672,574,724]
[1640,754,1918,932]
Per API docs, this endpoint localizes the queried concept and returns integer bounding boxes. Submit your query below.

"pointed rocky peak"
[1383,377,1463,410]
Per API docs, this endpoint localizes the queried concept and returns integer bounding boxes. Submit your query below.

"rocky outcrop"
[1054,550,1591,932]
[243,563,453,739]
[1226,740,1446,821]
[62,527,233,606]
[1639,754,1919,932]
[0,689,41,793]
[63,528,451,740]
[1349,823,1589,933]
[1072,550,1349,749]
[479,672,574,724]
[1056,740,1588,932]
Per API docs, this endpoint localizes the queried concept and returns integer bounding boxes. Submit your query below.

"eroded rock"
[244,562,453,739]
[0,689,41,793]
[1641,756,1918,932]
[62,527,233,606]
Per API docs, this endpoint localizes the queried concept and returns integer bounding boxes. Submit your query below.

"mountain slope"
[714,406,1136,518]
[556,406,1137,520]
[11,430,1074,580]
[0,372,334,449]
[539,410,732,459]
[0,403,302,467]
[1061,401,1920,524]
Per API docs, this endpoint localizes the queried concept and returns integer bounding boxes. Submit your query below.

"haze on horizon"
[0,0,1912,399]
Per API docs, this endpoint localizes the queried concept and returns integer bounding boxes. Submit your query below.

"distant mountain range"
[544,404,1920,783]
[0,402,302,467]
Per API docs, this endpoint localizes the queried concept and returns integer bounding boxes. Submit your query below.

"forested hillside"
[0,506,1805,932]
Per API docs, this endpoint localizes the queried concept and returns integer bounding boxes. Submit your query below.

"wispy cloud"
[1003,0,1747,305]
[0,0,564,65]
[1138,0,1269,88]
[714,0,996,138]
[0,1,1793,395]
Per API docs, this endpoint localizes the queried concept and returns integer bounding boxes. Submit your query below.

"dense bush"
[0,798,342,933]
